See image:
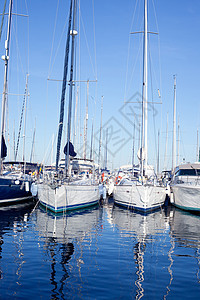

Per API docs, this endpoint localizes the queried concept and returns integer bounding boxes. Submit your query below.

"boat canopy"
[178,163,200,170]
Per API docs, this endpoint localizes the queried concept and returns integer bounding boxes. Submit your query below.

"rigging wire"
[0,0,7,42]
[15,82,28,160]
[48,0,60,78]
[92,0,97,81]
[148,36,158,165]
[44,0,68,163]
[152,0,163,167]
[79,9,96,79]
[12,1,30,160]
[120,0,140,167]
[92,0,98,162]
[48,6,70,78]
[123,0,139,103]
[24,0,29,74]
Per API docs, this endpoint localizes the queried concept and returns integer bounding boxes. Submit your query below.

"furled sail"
[1,135,7,158]
[64,141,76,157]
[55,0,73,172]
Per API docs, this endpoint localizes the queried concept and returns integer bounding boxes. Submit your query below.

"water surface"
[0,199,199,299]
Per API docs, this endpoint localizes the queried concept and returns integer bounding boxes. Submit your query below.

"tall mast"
[177,116,180,165]
[164,112,168,170]
[22,74,29,173]
[73,86,79,147]
[98,96,103,170]
[197,129,199,162]
[0,0,13,172]
[104,128,108,170]
[15,75,29,161]
[172,75,176,170]
[84,80,89,159]
[132,116,135,174]
[65,0,77,175]
[141,0,148,177]
[90,118,94,161]
[157,130,160,175]
[55,0,73,172]
[30,119,36,163]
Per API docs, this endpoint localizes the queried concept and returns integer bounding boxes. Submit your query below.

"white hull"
[113,184,166,212]
[37,181,100,213]
[171,184,200,211]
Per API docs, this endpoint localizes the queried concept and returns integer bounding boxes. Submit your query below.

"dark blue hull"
[0,177,33,205]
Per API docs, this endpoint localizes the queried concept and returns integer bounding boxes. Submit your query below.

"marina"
[0,0,200,298]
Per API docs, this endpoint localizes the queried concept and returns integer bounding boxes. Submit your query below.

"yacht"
[170,163,200,212]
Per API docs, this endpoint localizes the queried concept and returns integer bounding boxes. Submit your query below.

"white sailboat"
[113,0,166,212]
[37,0,99,213]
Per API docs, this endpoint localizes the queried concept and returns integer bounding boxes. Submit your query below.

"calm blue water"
[0,199,199,299]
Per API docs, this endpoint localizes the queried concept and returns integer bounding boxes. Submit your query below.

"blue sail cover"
[55,0,73,172]
[1,135,7,158]
[64,141,76,157]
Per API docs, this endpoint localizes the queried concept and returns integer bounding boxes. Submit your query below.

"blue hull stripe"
[173,203,200,212]
[40,199,99,213]
[114,200,163,212]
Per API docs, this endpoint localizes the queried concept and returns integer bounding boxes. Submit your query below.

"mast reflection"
[0,203,35,283]
[35,206,100,298]
[111,206,170,299]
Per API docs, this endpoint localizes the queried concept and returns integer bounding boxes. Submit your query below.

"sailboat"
[37,0,99,213]
[113,0,166,212]
[0,0,34,205]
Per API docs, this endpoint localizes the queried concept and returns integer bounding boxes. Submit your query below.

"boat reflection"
[169,207,200,249]
[35,205,101,298]
[0,203,35,281]
[167,207,200,293]
[111,205,170,299]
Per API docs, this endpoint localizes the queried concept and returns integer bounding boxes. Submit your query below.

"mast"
[132,116,135,174]
[98,96,103,171]
[177,116,180,165]
[22,74,29,173]
[55,0,73,172]
[15,74,29,162]
[0,0,13,172]
[104,128,108,170]
[65,0,77,175]
[197,129,199,162]
[164,112,168,170]
[30,119,36,163]
[172,75,176,170]
[83,80,89,159]
[13,120,15,160]
[73,86,79,147]
[90,118,94,161]
[141,0,148,178]
[157,130,160,175]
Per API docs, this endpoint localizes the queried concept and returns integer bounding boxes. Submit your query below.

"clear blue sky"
[0,0,200,171]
